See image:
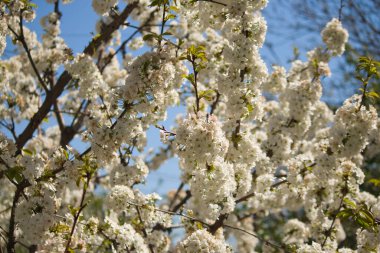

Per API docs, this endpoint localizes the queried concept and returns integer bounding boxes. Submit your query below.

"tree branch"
[7,180,29,253]
[14,2,139,155]
[64,175,90,253]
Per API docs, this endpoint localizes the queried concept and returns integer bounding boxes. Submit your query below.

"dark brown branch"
[208,213,229,235]
[270,179,288,189]
[60,101,90,147]
[209,91,220,115]
[54,0,62,19]
[54,102,65,131]
[70,100,86,127]
[236,192,255,204]
[7,180,29,253]
[171,190,191,213]
[168,182,184,210]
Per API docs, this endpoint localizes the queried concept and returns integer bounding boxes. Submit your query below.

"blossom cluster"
[0,0,379,253]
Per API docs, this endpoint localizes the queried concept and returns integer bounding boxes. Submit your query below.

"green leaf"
[67,248,75,253]
[355,75,364,82]
[22,148,34,156]
[5,166,24,183]
[92,33,101,41]
[199,89,215,101]
[63,149,69,160]
[368,178,380,187]
[178,39,184,47]
[184,73,195,85]
[27,2,37,8]
[337,209,353,219]
[195,222,203,229]
[164,13,176,21]
[356,216,371,229]
[68,205,79,217]
[143,33,157,41]
[367,91,380,99]
[246,102,254,113]
[343,198,357,209]
[169,5,179,12]
[358,207,375,225]
[19,0,37,8]
[149,0,161,7]
[50,223,71,234]
[76,176,81,187]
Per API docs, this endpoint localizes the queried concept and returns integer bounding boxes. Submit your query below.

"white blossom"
[321,18,349,56]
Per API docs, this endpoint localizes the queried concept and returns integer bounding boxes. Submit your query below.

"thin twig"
[7,180,29,253]
[236,179,288,203]
[8,13,49,92]
[321,197,344,248]
[168,182,184,210]
[125,200,284,251]
[209,91,220,115]
[197,0,227,7]
[171,190,191,213]
[223,224,284,250]
[135,206,155,253]
[338,0,344,21]
[64,176,90,253]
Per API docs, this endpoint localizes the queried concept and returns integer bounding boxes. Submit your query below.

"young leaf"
[143,33,158,41]
[199,89,215,101]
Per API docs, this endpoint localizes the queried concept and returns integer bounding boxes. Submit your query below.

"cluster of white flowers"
[40,12,60,38]
[92,0,118,16]
[1,0,380,252]
[176,229,232,253]
[174,113,239,221]
[103,218,150,252]
[262,65,287,94]
[218,2,268,124]
[65,53,108,99]
[321,18,349,56]
[85,115,146,165]
[0,16,6,56]
[109,156,148,186]
[16,187,60,244]
[0,56,40,121]
[121,48,186,121]
[329,94,377,158]
[188,156,236,221]
[282,219,310,245]
[175,113,228,167]
[0,133,17,168]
